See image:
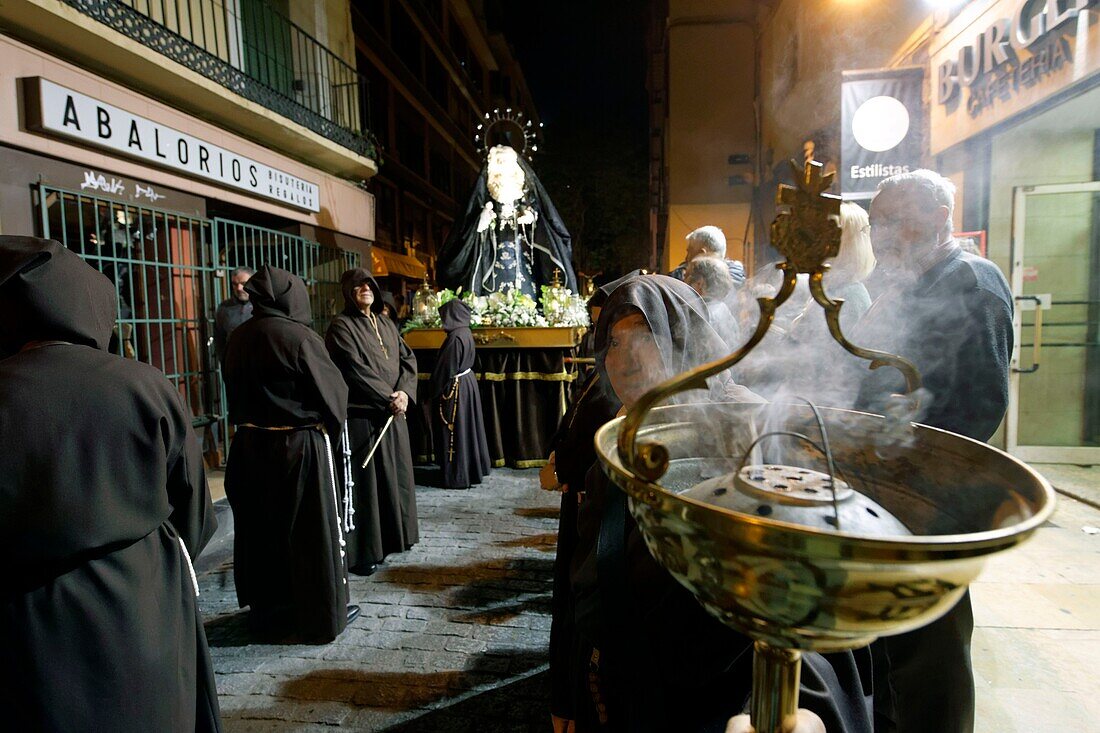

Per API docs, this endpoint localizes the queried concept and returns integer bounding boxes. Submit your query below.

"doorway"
[1006,181,1100,464]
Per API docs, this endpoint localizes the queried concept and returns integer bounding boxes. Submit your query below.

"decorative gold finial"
[551,268,563,288]
[771,159,842,274]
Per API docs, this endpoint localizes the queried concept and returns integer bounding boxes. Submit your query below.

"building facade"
[351,0,542,298]
[0,0,380,457]
[646,0,762,273]
[648,0,1100,462]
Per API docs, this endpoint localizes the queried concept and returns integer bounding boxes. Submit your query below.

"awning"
[371,248,427,279]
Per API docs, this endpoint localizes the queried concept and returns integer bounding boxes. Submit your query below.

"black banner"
[841,67,924,199]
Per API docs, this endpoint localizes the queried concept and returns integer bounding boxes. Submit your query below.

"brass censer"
[593,160,1055,732]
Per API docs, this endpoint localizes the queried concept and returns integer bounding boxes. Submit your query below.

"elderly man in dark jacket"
[856,169,1014,733]
[669,225,746,287]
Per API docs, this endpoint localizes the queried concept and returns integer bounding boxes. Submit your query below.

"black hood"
[588,269,646,308]
[439,299,472,332]
[595,274,728,379]
[245,265,312,325]
[0,236,116,356]
[381,291,400,324]
[340,267,383,315]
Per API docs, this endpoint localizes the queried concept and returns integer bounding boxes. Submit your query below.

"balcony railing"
[63,0,377,162]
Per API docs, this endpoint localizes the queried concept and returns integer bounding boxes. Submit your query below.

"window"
[353,0,386,35]
[426,53,448,106]
[449,23,482,94]
[391,5,423,79]
[357,53,390,149]
[394,101,425,175]
[430,147,452,197]
[425,0,444,27]
[374,182,397,246]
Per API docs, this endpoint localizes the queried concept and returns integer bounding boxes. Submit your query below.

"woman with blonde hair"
[824,202,876,325]
[769,202,877,404]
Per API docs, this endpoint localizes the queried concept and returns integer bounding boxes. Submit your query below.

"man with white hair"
[856,169,1013,733]
[669,225,746,286]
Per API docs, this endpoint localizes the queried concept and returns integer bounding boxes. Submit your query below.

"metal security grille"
[37,184,360,460]
[37,185,219,431]
[213,218,357,333]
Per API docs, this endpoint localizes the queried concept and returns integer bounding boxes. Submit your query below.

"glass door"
[1006,182,1100,464]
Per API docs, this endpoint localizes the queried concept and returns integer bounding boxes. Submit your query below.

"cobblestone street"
[197,468,560,732]
[197,464,1100,733]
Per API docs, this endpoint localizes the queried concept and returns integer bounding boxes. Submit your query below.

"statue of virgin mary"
[438,145,576,297]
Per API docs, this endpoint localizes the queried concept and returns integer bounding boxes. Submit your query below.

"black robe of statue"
[854,246,1014,733]
[438,152,578,295]
[326,270,419,571]
[223,265,350,642]
[564,275,872,733]
[0,236,222,732]
[429,300,492,488]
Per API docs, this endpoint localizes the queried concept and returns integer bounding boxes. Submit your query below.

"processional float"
[594,159,1055,733]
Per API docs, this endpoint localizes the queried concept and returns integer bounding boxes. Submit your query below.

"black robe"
[429,300,492,488]
[548,370,621,720]
[223,265,350,642]
[565,275,872,732]
[326,270,419,571]
[854,246,1014,733]
[0,236,221,732]
[438,151,578,295]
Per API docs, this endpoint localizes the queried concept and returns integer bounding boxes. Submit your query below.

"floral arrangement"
[403,285,589,331]
[540,284,589,328]
[478,288,548,328]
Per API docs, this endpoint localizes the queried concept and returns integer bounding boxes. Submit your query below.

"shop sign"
[23,77,320,212]
[931,0,1100,153]
[840,67,924,199]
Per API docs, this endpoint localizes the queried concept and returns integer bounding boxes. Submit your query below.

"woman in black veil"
[556,274,873,733]
[438,144,576,296]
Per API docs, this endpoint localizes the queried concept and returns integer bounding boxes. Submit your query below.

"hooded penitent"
[0,235,116,356]
[222,264,350,642]
[326,268,420,570]
[246,264,314,324]
[381,290,401,325]
[339,267,383,315]
[594,274,726,378]
[0,236,222,732]
[428,298,491,489]
[440,297,471,330]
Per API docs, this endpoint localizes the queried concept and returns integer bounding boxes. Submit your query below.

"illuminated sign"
[937,0,1096,117]
[929,0,1100,153]
[23,77,320,212]
[841,67,924,199]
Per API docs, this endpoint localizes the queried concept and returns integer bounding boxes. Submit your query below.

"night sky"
[494,1,651,275]
[495,2,648,134]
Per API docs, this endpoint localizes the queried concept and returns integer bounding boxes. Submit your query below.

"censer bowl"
[594,401,1055,654]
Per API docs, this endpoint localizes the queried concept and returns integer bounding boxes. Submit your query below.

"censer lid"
[687,464,911,537]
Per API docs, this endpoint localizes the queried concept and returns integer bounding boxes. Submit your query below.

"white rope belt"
[341,420,356,532]
[321,427,349,586]
[178,537,199,598]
